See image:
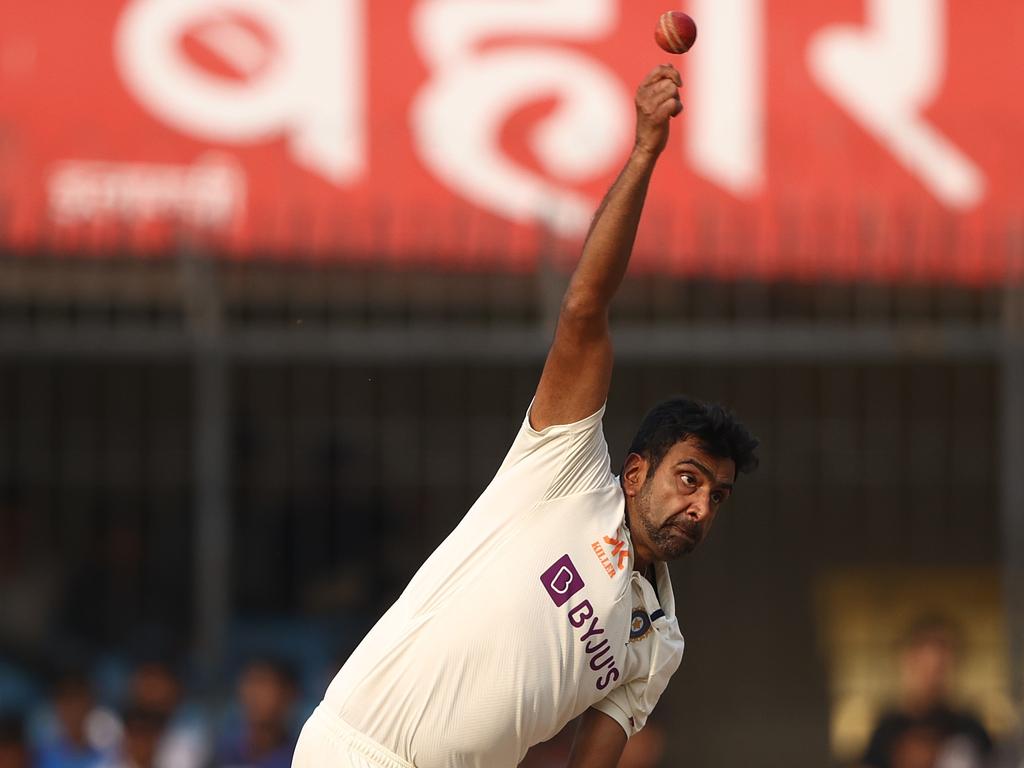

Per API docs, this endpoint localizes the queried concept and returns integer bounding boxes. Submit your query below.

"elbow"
[560,289,607,330]
[558,293,609,342]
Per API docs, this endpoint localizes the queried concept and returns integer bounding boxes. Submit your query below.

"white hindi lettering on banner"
[686,0,765,197]
[114,0,365,186]
[48,155,246,229]
[808,0,986,209]
[108,0,988,227]
[410,0,631,236]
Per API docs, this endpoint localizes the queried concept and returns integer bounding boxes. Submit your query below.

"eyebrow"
[675,459,734,490]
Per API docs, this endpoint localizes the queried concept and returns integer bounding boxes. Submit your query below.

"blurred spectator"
[34,669,111,768]
[0,490,61,654]
[101,708,166,768]
[860,615,993,768]
[125,660,207,768]
[0,716,29,768]
[214,658,297,768]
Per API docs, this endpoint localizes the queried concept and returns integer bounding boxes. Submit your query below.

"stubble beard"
[635,481,699,561]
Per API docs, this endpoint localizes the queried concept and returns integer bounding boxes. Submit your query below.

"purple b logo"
[541,554,585,607]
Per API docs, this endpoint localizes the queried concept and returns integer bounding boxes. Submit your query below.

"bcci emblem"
[629,609,652,642]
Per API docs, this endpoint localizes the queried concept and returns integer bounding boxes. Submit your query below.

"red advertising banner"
[1,0,1022,282]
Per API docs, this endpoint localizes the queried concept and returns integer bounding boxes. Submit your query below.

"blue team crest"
[630,608,652,641]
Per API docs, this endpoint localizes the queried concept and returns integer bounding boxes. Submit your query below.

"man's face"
[239,665,294,729]
[624,437,736,562]
[131,665,181,716]
[901,635,955,704]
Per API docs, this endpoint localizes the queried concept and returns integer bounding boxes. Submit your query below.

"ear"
[621,453,649,497]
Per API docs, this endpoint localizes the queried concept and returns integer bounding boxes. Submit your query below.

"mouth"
[663,516,700,544]
[664,522,692,540]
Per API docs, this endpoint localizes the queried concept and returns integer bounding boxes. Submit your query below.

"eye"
[680,473,698,488]
[711,491,725,505]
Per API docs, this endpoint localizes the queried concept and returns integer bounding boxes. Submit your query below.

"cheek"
[653,487,687,521]
[639,481,664,511]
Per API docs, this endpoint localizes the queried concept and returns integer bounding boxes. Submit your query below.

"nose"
[686,489,712,521]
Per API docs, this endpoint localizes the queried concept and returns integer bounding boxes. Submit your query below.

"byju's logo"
[541,554,621,690]
[540,554,585,608]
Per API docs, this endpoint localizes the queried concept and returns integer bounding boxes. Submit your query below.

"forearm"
[567,709,627,768]
[528,65,680,430]
[565,148,658,315]
[563,63,681,318]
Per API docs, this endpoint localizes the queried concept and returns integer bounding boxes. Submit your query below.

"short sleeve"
[494,401,614,501]
[592,614,684,738]
[590,693,635,737]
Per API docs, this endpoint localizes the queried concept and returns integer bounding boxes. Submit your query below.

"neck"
[624,497,655,576]
[903,690,943,716]
[632,553,652,577]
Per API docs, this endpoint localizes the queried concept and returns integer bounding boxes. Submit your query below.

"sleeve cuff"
[524,399,606,436]
[591,697,635,738]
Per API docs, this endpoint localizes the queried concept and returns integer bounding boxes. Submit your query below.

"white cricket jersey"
[323,404,685,767]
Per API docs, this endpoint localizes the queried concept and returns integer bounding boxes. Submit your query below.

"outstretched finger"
[654,64,682,87]
[650,78,680,101]
[641,63,681,87]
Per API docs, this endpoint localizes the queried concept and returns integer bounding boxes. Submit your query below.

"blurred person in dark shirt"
[125,659,207,768]
[0,716,29,768]
[34,669,110,768]
[861,616,993,768]
[215,658,297,768]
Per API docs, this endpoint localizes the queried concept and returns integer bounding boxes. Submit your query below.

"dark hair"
[130,651,181,678]
[47,663,92,696]
[624,397,759,478]
[242,655,298,688]
[901,614,963,654]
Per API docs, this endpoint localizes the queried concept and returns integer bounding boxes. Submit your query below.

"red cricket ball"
[654,11,697,55]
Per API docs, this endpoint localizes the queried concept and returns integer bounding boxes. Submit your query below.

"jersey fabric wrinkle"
[304,403,685,767]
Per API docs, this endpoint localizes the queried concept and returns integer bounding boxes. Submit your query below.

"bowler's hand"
[634,64,683,158]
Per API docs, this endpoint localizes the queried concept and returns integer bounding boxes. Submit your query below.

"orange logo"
[591,536,630,578]
[603,536,630,570]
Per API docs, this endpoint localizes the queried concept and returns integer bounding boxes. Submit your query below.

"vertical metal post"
[1003,224,1024,753]
[179,242,231,687]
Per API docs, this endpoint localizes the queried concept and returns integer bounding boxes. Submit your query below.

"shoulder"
[493,401,614,501]
[498,401,605,467]
[524,401,608,445]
